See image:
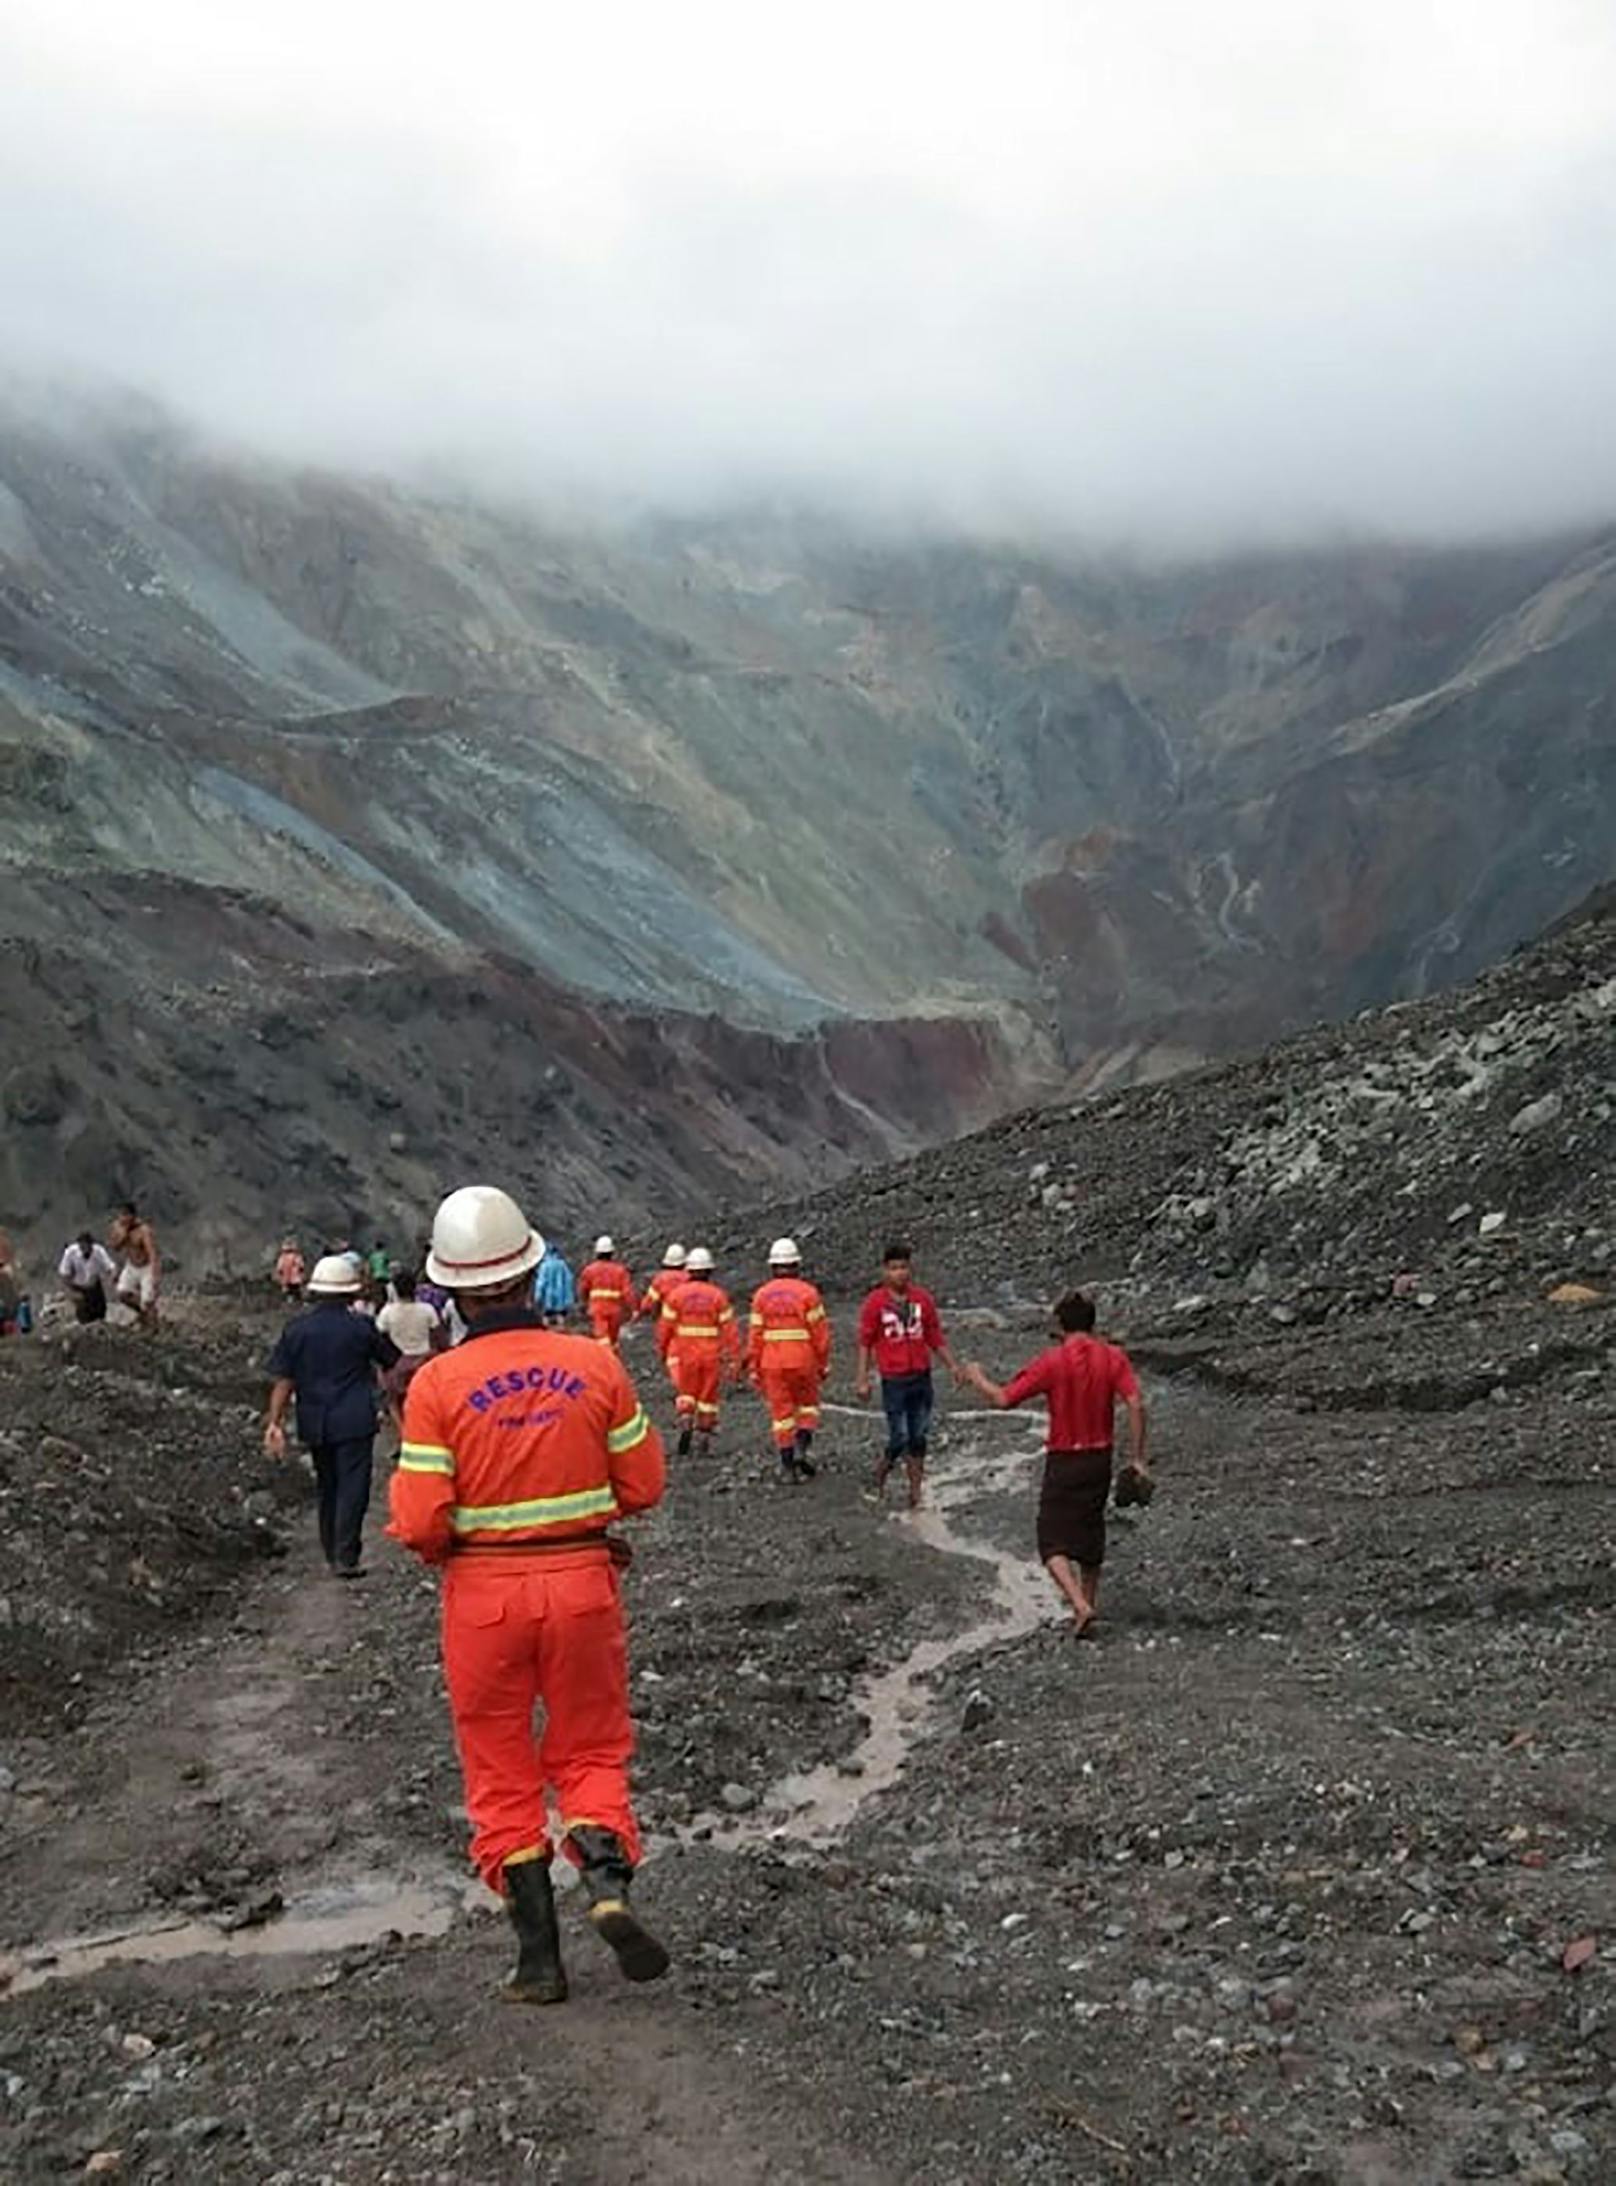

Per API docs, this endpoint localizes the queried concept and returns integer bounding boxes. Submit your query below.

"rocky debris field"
[0,1317,293,1739]
[728,888,1616,1325]
[0,1289,1610,2181]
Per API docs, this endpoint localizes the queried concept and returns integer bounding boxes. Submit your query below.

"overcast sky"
[3,0,1613,541]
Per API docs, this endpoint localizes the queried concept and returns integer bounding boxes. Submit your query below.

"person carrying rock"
[960,1290,1149,1638]
[856,1242,960,1509]
[59,1231,118,1323]
[657,1246,741,1457]
[578,1235,637,1348]
[389,1185,668,2005]
[748,1237,831,1482]
[263,1255,400,1578]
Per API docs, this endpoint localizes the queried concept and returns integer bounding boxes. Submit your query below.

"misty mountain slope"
[2,397,1614,1082]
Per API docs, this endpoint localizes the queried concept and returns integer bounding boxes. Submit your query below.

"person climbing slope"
[389,1185,668,2005]
[960,1289,1149,1639]
[747,1238,831,1483]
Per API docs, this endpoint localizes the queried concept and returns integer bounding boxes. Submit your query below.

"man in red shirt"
[390,1185,668,2004]
[961,1290,1148,1637]
[856,1242,959,1509]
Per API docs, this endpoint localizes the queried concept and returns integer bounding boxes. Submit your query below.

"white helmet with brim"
[427,1186,546,1292]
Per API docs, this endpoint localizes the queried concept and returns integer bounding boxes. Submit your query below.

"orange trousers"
[588,1305,625,1348]
[441,1553,639,1895]
[672,1349,724,1427]
[760,1363,822,1449]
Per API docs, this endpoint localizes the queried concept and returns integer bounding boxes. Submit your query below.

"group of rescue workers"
[259,1180,1153,2012]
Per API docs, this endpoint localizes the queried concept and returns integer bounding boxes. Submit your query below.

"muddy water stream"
[4,1411,1050,1992]
[701,1422,1052,1850]
[0,1876,483,2000]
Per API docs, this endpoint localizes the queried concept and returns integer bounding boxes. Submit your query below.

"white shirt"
[376,1299,442,1356]
[60,1242,116,1288]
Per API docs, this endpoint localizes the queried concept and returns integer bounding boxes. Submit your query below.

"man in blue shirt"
[263,1255,399,1578]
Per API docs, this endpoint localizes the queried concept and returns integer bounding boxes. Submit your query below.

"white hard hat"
[684,1246,714,1274]
[768,1236,802,1266]
[427,1186,546,1292]
[662,1242,687,1268]
[595,1234,616,1258]
[306,1254,362,1297]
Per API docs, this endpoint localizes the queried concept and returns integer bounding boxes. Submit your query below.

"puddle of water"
[0,1875,481,2000]
[703,1439,1052,1850]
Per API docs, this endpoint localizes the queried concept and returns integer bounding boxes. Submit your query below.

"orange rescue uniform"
[389,1315,665,1892]
[640,1267,687,1391]
[748,1274,832,1450]
[657,1276,740,1432]
[578,1258,638,1348]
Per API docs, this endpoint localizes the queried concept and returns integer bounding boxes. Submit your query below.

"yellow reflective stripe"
[761,1327,812,1342]
[748,1312,764,1327]
[399,1443,455,1474]
[770,1414,796,1432]
[806,1306,826,1323]
[719,1307,735,1322]
[588,1288,624,1300]
[450,1485,618,1533]
[607,1407,650,1456]
[675,1323,721,1336]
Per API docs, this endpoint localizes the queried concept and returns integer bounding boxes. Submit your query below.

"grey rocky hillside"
[727,886,1616,1317]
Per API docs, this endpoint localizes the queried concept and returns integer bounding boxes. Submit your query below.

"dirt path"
[1,1398,986,2182]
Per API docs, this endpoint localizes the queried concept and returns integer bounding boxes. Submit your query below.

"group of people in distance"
[0,1205,163,1334]
[262,1219,1154,1644]
[262,1182,1158,2012]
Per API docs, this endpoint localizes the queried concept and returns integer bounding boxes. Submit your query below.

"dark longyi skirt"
[1037,1448,1114,1566]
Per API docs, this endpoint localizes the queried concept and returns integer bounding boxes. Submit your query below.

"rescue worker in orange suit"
[389,1185,668,2005]
[657,1245,740,1459]
[748,1237,832,1483]
[639,1243,688,1392]
[578,1235,637,1349]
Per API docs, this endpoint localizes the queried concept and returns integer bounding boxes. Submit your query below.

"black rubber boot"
[566,1826,670,1984]
[794,1432,818,1479]
[677,1425,694,1458]
[503,1859,568,2005]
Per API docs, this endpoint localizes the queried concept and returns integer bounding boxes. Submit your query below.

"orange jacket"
[748,1274,831,1378]
[657,1277,740,1368]
[579,1259,638,1319]
[389,1315,664,1562]
[640,1266,685,1320]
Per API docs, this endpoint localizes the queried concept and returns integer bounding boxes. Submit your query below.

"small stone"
[961,1691,994,1733]
[120,2033,156,2059]
[1509,1092,1562,1136]
[719,1782,758,1814]
[84,2158,123,2178]
[1479,1211,1508,1237]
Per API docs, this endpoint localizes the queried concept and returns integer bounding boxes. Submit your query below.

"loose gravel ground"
[1,1295,1611,2182]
